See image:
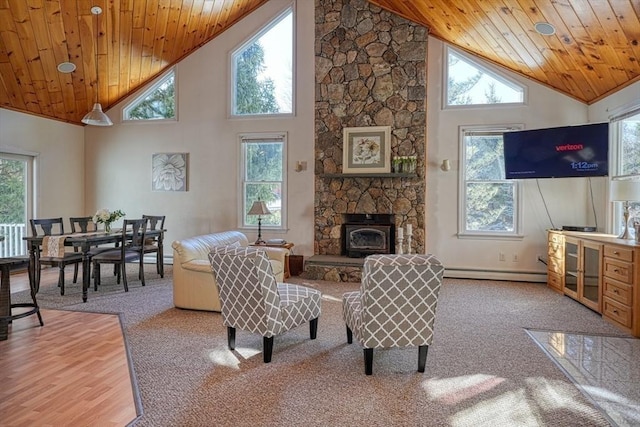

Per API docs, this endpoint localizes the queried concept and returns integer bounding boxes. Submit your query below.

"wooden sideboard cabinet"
[547,230,640,338]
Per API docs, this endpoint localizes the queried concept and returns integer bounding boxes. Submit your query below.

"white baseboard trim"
[444,268,547,283]
[145,256,547,282]
[143,255,174,265]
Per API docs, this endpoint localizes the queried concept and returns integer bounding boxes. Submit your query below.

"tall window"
[613,109,640,177]
[123,69,176,121]
[231,7,293,116]
[460,127,521,236]
[611,107,640,235]
[240,133,287,229]
[0,153,34,256]
[446,47,525,107]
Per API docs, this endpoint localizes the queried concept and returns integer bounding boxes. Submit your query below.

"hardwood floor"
[0,269,140,426]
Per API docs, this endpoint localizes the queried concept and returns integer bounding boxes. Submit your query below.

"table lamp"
[610,179,640,239]
[248,199,272,245]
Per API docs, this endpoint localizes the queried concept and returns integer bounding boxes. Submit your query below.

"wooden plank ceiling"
[0,0,639,126]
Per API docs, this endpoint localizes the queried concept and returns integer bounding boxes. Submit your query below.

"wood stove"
[342,214,395,258]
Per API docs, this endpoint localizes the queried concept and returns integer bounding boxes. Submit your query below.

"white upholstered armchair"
[209,246,322,363]
[342,253,445,375]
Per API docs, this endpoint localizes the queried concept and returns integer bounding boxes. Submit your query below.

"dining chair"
[142,214,166,278]
[69,216,116,277]
[29,217,83,294]
[91,218,147,292]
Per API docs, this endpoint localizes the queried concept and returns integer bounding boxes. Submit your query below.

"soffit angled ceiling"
[1,0,639,126]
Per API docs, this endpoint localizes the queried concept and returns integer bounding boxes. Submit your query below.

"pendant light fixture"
[82,6,113,126]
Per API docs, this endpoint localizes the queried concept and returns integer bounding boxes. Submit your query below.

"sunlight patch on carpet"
[423,374,505,405]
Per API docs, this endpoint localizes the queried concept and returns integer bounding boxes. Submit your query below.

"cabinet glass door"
[564,239,578,297]
[581,242,601,311]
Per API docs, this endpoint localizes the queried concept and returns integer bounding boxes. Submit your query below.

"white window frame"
[229,4,295,119]
[444,46,527,110]
[0,150,36,256]
[122,68,177,122]
[458,125,523,239]
[608,103,640,235]
[238,132,288,231]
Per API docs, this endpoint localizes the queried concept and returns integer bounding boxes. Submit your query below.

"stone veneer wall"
[314,0,427,258]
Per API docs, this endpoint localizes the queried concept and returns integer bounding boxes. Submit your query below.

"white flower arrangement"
[92,208,125,225]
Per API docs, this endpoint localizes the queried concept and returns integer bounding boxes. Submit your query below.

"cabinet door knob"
[613,309,619,314]
[614,289,620,294]
[613,251,620,254]
[613,268,620,273]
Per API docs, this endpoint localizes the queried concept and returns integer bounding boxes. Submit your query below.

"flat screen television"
[503,122,609,179]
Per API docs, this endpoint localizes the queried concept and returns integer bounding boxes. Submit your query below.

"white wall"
[83,0,315,257]
[0,109,85,220]
[426,38,603,281]
[588,81,640,123]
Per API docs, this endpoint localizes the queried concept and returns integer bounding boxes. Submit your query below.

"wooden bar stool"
[0,258,44,341]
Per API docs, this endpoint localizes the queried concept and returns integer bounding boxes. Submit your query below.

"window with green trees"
[460,127,521,236]
[240,133,286,229]
[123,70,176,121]
[611,108,640,236]
[446,47,525,107]
[0,153,32,256]
[231,7,293,116]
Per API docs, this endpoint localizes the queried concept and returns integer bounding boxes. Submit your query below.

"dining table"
[24,228,164,303]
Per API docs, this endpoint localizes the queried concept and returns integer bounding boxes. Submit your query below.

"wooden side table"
[250,242,294,279]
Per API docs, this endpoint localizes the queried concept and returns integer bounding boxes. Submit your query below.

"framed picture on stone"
[342,126,391,174]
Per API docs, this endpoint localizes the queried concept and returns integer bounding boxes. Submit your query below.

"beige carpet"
[15,266,630,426]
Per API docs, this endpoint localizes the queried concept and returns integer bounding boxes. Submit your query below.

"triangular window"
[446,47,525,107]
[231,6,293,116]
[123,70,176,121]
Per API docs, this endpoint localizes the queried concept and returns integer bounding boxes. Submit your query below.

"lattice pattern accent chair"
[209,246,322,363]
[342,254,445,375]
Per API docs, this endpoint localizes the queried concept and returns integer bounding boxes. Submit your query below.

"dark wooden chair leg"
[121,263,128,292]
[94,263,100,290]
[418,345,428,373]
[346,326,353,344]
[139,258,145,286]
[227,327,236,350]
[29,277,44,326]
[58,265,65,296]
[309,317,318,339]
[73,263,79,283]
[158,246,164,277]
[34,256,41,292]
[364,348,373,375]
[263,336,274,363]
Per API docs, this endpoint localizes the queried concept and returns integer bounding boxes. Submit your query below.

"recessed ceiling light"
[535,22,556,36]
[57,62,76,73]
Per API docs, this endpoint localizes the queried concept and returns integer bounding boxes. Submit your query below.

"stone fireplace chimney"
[314,0,427,257]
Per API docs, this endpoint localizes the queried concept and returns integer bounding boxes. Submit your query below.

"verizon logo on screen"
[555,143,584,151]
